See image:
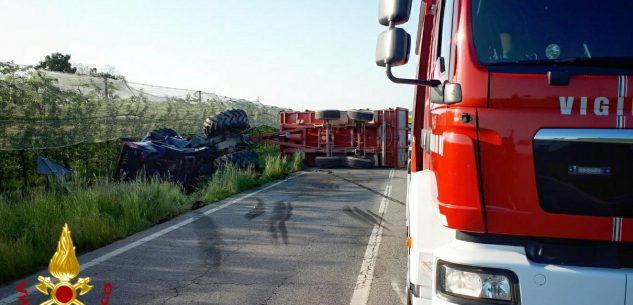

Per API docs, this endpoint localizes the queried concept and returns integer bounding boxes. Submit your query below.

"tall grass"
[0,148,303,284]
[197,167,257,203]
[0,179,191,283]
[260,153,303,183]
[198,151,303,204]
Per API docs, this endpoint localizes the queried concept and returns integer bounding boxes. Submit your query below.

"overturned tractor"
[114,109,259,188]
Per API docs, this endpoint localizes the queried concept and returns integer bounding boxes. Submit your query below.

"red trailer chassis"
[253,108,409,168]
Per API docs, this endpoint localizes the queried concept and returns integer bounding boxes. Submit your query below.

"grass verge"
[0,148,302,284]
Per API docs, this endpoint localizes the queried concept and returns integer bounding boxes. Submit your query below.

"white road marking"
[0,172,305,305]
[391,281,407,305]
[349,170,394,305]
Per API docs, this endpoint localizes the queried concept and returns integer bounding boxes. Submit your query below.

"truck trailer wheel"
[213,150,260,170]
[345,156,374,169]
[315,156,341,168]
[204,109,250,138]
[347,110,374,122]
[144,128,180,142]
[315,110,342,121]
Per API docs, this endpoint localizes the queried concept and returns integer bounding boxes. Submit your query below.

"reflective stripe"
[613,76,626,241]
[421,129,444,156]
[616,75,626,128]
[613,217,622,242]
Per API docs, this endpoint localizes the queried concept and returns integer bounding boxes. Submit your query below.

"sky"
[0,0,421,111]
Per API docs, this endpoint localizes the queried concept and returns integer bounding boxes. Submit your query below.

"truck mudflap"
[414,239,632,305]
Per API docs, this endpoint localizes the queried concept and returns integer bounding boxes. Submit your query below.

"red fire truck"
[376,0,633,304]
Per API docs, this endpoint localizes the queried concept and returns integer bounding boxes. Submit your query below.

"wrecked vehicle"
[114,109,260,188]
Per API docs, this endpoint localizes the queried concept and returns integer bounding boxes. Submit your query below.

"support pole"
[20,150,28,192]
[104,77,109,100]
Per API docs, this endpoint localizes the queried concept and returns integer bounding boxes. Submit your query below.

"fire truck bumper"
[411,239,631,305]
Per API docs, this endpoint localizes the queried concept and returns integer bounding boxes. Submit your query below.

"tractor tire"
[347,110,374,122]
[144,128,180,141]
[315,156,341,169]
[213,150,260,170]
[345,156,374,169]
[315,110,341,121]
[204,109,250,138]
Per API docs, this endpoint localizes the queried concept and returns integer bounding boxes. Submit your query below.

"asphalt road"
[0,168,407,305]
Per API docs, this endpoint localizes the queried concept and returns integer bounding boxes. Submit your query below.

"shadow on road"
[342,206,390,230]
[244,198,265,220]
[193,212,226,267]
[243,198,294,245]
[269,201,293,245]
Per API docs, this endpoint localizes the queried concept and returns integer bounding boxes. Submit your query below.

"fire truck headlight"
[438,261,518,303]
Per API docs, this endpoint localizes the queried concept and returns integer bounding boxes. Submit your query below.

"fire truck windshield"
[471,0,633,66]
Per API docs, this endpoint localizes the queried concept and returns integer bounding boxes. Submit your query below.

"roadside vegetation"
[0,143,303,284]
[0,58,301,285]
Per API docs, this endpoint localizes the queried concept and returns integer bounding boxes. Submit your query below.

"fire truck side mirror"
[378,0,413,26]
[443,83,462,104]
[431,82,463,104]
[376,27,411,67]
[375,0,441,87]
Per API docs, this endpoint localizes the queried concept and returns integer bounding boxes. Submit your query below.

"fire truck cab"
[376,0,633,304]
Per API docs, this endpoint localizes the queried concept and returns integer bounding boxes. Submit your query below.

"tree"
[101,65,118,76]
[73,63,92,75]
[36,52,77,73]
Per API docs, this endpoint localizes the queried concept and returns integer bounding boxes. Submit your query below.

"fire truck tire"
[345,156,374,169]
[315,156,341,168]
[144,128,180,141]
[347,110,374,122]
[204,109,250,138]
[213,150,260,170]
[315,110,342,121]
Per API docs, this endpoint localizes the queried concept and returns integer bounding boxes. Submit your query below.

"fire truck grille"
[533,130,633,217]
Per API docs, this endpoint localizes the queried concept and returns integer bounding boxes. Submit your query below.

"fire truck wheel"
[347,110,374,122]
[345,156,374,169]
[144,128,180,141]
[213,150,260,171]
[204,109,250,138]
[315,110,342,121]
[315,156,341,168]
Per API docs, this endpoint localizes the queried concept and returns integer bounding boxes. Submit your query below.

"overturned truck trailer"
[253,108,408,168]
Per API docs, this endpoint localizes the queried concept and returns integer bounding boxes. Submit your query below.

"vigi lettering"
[559,96,630,116]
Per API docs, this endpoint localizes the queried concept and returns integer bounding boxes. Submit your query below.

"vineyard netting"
[0,62,287,151]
